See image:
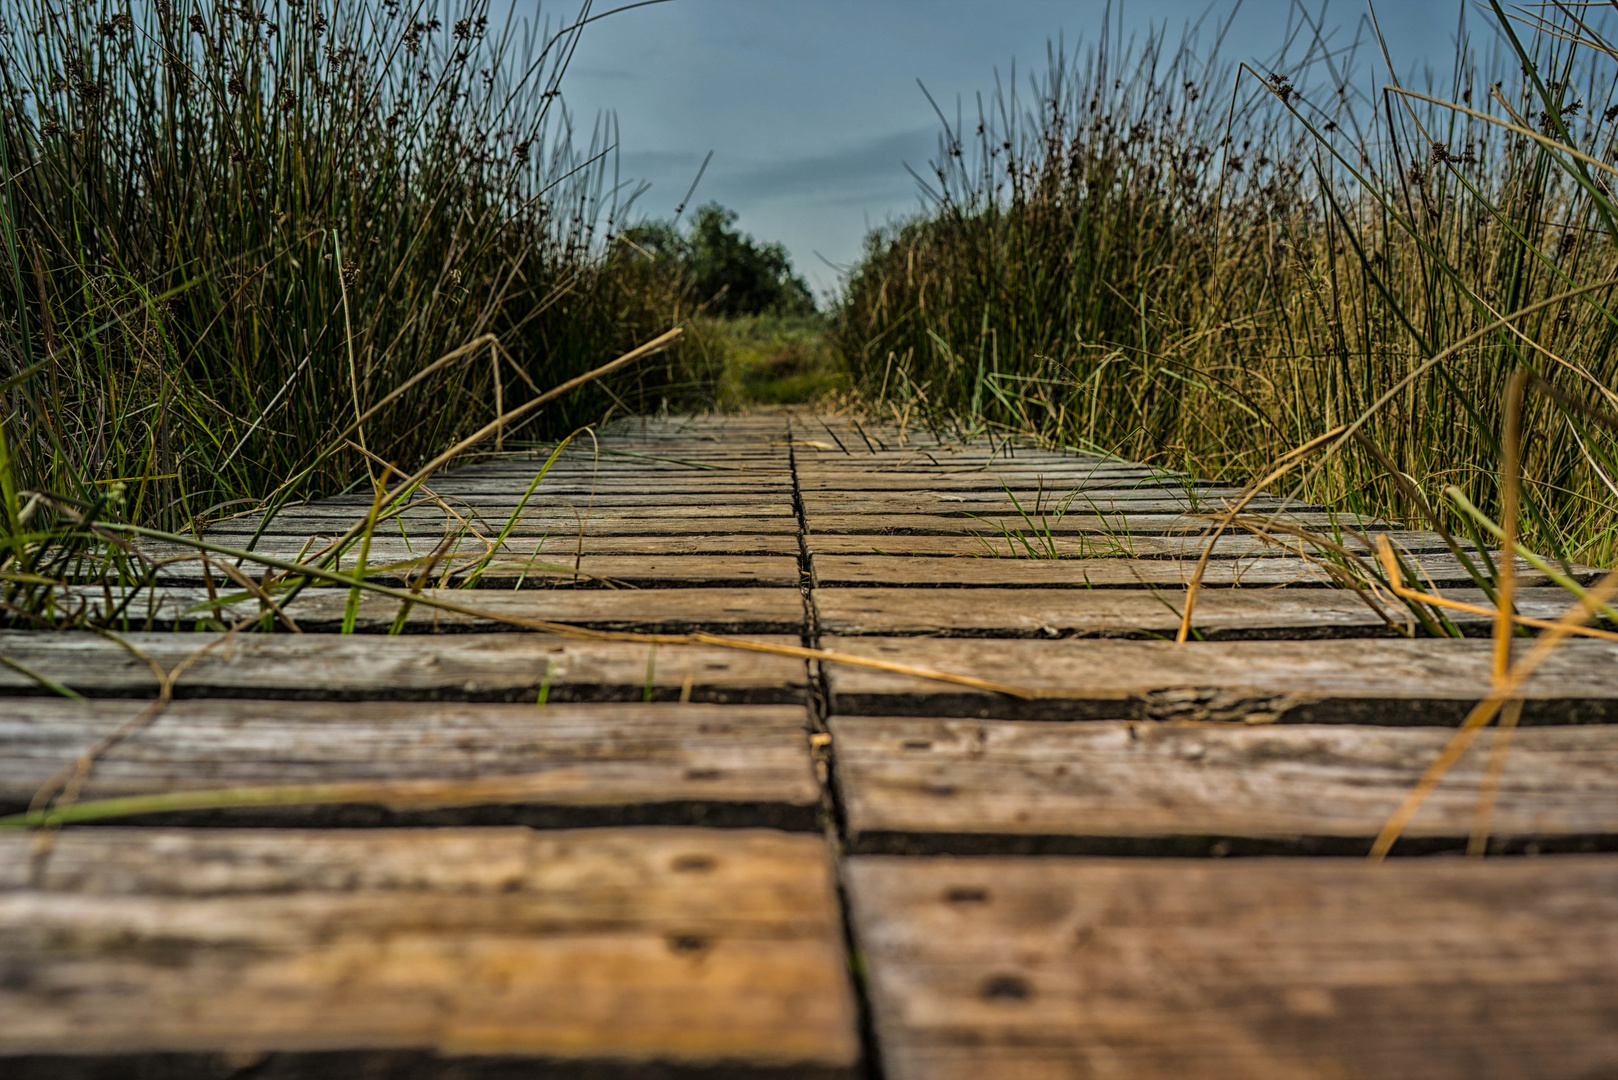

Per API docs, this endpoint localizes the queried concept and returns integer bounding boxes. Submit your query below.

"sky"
[548,1,1468,297]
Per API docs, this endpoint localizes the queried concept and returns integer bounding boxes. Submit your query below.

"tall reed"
[0,0,707,538]
[836,3,1618,566]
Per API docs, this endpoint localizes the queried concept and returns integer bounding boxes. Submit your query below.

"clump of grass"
[835,2,1618,568]
[0,0,708,548]
[689,313,845,408]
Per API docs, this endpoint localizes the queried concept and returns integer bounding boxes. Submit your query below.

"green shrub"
[625,203,816,317]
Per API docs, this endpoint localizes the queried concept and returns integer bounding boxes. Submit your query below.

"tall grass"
[0,0,709,543]
[835,2,1618,566]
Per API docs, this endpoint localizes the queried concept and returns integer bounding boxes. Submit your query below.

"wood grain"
[800,494,1295,515]
[0,700,819,826]
[0,828,859,1071]
[204,514,800,537]
[832,716,1618,852]
[209,503,796,534]
[317,492,796,509]
[813,552,1531,589]
[845,854,1618,1080]
[820,634,1618,723]
[808,530,1466,558]
[142,531,803,562]
[0,630,807,703]
[64,586,806,634]
[801,510,1377,535]
[139,549,802,588]
[813,585,1579,639]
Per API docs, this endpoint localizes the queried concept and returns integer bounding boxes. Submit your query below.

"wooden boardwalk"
[4,411,1617,1078]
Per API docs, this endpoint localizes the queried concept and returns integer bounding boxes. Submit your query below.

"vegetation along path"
[4,411,1618,1078]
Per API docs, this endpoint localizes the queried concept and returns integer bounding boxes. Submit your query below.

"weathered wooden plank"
[813,586,1571,639]
[318,492,796,508]
[820,635,1618,723]
[0,828,859,1073]
[845,854,1618,1080]
[833,716,1618,854]
[802,511,1378,535]
[797,463,1175,480]
[46,586,805,634]
[454,460,793,474]
[204,514,800,537]
[140,550,801,588]
[799,477,1194,494]
[796,476,1190,495]
[808,531,1465,558]
[813,553,1526,589]
[144,532,802,563]
[0,700,819,827]
[802,495,1295,516]
[210,503,797,535]
[420,479,795,495]
[0,631,806,703]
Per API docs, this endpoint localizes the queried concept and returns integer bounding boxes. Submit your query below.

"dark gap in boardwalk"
[0,685,807,704]
[821,691,1618,725]
[0,800,822,832]
[787,417,889,1080]
[843,830,1618,859]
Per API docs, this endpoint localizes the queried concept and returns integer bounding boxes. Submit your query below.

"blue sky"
[550,1,1467,295]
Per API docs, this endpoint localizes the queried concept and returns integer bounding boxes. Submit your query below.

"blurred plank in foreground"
[846,854,1618,1080]
[0,828,860,1076]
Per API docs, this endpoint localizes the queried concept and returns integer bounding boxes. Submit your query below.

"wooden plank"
[808,531,1465,558]
[832,716,1618,854]
[317,492,795,508]
[0,828,859,1072]
[797,463,1175,479]
[420,478,795,493]
[796,472,1181,491]
[65,586,805,634]
[820,635,1618,723]
[0,700,819,828]
[802,511,1378,535]
[141,550,801,588]
[452,462,793,475]
[143,532,803,562]
[210,503,796,534]
[813,553,1527,589]
[204,514,800,537]
[801,494,1294,515]
[845,854,1618,1080]
[799,477,1196,493]
[0,631,807,703]
[813,586,1575,639]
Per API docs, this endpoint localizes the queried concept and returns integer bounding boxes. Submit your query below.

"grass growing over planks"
[834,2,1618,569]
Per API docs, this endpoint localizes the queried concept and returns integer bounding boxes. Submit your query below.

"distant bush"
[626,204,816,317]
